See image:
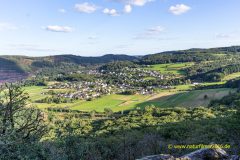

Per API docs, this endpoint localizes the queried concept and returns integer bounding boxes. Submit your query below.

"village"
[39,67,171,102]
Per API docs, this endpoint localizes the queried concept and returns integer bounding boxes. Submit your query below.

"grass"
[23,86,150,112]
[145,62,194,75]
[143,77,156,80]
[24,86,46,101]
[71,94,150,112]
[137,88,236,108]
[213,53,227,57]
[173,84,194,91]
[172,81,227,92]
[23,86,77,109]
[223,72,240,81]
[23,83,235,112]
[202,81,226,86]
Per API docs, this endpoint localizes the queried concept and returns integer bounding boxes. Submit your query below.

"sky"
[0,0,240,57]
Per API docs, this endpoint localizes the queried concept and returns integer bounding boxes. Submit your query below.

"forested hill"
[0,54,138,82]
[1,45,240,82]
[51,54,139,65]
[0,57,25,73]
[0,57,29,83]
[140,46,240,64]
[0,54,138,71]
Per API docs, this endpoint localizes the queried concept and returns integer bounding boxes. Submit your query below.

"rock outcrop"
[137,154,174,160]
[137,147,239,160]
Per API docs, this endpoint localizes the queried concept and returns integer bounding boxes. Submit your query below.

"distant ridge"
[0,54,138,82]
[1,45,240,82]
[51,54,138,65]
[140,45,240,64]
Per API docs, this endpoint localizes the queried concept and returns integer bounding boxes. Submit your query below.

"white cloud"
[112,0,153,6]
[58,9,66,13]
[215,33,231,38]
[129,0,153,6]
[103,8,119,16]
[0,22,18,31]
[124,5,132,13]
[45,25,73,33]
[147,26,165,34]
[215,33,231,39]
[88,35,98,40]
[75,2,99,13]
[134,25,165,39]
[169,4,191,15]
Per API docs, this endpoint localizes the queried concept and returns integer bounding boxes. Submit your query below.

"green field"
[137,88,235,108]
[71,94,150,112]
[223,72,240,81]
[24,85,235,112]
[24,86,47,101]
[24,86,150,112]
[24,86,78,109]
[145,62,194,75]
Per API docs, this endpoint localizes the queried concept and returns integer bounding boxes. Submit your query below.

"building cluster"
[39,67,172,101]
[47,80,114,100]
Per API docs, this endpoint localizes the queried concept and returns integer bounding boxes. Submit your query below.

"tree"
[90,110,96,119]
[0,83,46,144]
[104,108,113,117]
[204,94,208,100]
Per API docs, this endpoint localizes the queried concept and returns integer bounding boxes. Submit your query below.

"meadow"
[24,84,235,112]
[24,86,151,112]
[137,88,235,108]
[144,62,194,75]
[223,72,240,81]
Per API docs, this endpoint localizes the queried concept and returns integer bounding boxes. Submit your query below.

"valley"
[3,46,236,114]
[24,84,235,112]
[1,1,240,159]
[1,46,240,159]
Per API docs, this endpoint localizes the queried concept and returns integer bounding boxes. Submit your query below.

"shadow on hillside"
[136,92,184,108]
[136,88,234,109]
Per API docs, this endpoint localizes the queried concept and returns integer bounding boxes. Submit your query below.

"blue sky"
[0,0,240,56]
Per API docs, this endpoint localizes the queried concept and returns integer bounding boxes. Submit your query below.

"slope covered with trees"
[0,54,139,83]
[139,46,240,65]
[0,84,240,159]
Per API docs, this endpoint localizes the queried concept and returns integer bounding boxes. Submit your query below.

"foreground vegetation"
[1,84,240,159]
